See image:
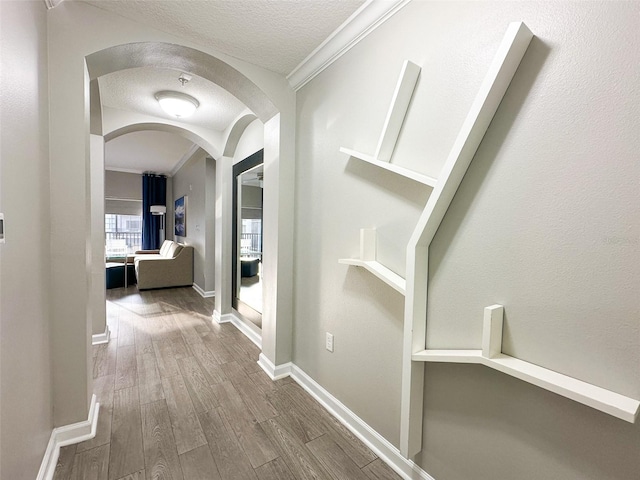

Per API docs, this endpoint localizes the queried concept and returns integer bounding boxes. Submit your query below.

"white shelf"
[341,60,436,188]
[339,258,406,295]
[413,349,639,423]
[412,349,482,363]
[340,147,438,187]
[339,228,406,295]
[412,306,640,424]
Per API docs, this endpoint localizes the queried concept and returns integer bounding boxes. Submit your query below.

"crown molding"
[287,0,412,91]
[170,143,202,177]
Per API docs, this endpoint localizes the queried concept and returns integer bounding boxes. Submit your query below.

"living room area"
[103,131,219,295]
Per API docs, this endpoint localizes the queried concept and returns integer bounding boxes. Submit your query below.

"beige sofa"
[134,240,194,290]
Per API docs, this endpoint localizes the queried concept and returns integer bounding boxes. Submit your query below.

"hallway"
[53,287,399,480]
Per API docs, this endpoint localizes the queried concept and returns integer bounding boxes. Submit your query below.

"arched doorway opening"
[86,41,286,382]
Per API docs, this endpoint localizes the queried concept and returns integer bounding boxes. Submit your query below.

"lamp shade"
[155,91,199,118]
[150,205,166,215]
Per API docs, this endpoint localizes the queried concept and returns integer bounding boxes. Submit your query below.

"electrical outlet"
[325,332,334,352]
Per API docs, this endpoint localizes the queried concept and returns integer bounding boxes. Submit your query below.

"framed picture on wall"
[175,196,187,237]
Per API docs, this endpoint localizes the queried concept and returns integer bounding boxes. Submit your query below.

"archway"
[87,42,283,374]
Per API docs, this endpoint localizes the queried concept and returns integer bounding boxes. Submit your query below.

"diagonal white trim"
[400,22,534,457]
[37,394,100,480]
[289,365,435,480]
[287,0,412,90]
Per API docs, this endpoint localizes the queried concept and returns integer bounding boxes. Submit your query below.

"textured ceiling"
[99,67,248,130]
[105,131,196,175]
[82,0,366,75]
[91,0,365,174]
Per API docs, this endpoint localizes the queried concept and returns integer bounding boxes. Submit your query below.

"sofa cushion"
[159,240,172,257]
[165,242,183,259]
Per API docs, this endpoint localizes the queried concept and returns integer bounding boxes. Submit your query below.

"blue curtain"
[141,174,167,250]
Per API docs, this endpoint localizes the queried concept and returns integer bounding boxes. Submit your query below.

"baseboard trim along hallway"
[213,310,262,348]
[254,348,434,479]
[91,326,111,345]
[37,394,100,480]
[257,353,293,380]
[192,283,215,298]
[289,365,435,480]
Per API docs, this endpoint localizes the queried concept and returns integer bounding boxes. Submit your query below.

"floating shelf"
[341,60,437,187]
[412,306,640,423]
[338,258,406,295]
[339,228,406,295]
[340,147,438,187]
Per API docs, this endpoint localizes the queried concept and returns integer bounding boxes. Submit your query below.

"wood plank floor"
[54,286,401,480]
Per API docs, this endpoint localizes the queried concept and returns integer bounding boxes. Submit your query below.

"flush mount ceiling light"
[155,91,200,118]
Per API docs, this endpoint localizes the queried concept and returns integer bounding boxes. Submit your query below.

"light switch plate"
[326,332,334,352]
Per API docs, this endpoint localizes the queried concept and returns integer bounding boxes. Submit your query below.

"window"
[105,214,142,256]
[241,218,262,259]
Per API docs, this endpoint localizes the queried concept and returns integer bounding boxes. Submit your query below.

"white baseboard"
[213,313,434,479]
[192,283,215,298]
[213,310,233,324]
[257,353,293,380]
[37,394,100,480]
[229,312,261,348]
[92,326,110,345]
[289,365,435,480]
[212,310,262,349]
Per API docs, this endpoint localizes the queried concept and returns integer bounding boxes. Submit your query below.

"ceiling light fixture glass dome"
[155,91,200,118]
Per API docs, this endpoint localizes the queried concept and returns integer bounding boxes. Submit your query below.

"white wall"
[294,2,640,479]
[0,2,53,478]
[173,149,215,292]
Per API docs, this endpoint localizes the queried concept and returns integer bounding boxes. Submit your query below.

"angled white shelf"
[412,306,640,424]
[340,147,437,187]
[338,258,406,295]
[341,60,436,187]
[339,229,406,295]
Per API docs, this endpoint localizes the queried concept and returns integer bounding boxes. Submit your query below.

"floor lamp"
[150,205,166,246]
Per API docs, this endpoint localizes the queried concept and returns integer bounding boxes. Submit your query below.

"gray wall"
[105,170,142,200]
[0,2,53,479]
[172,149,216,293]
[294,2,640,479]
